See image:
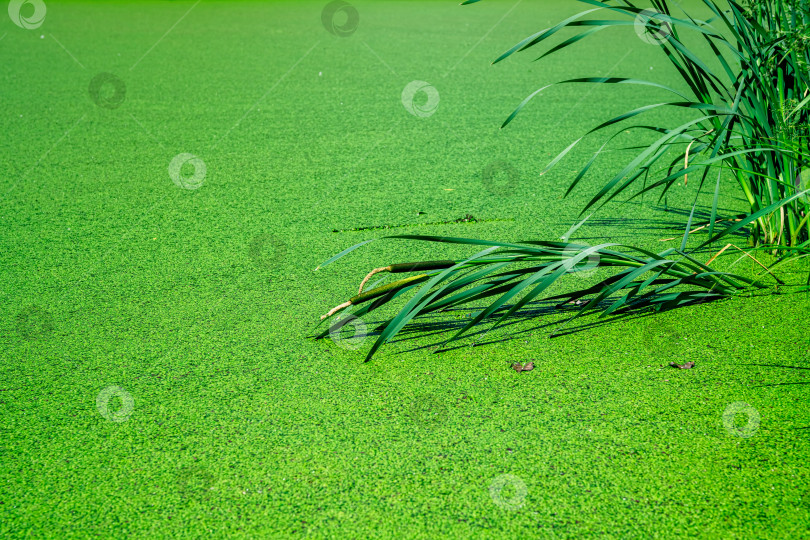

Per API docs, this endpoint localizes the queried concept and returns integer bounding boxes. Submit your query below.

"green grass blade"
[315,239,374,270]
[364,246,501,360]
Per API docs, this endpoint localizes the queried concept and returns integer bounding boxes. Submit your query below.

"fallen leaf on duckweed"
[512,362,534,372]
[669,361,695,369]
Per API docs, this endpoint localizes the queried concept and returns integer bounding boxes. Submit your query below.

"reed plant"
[316,0,809,360]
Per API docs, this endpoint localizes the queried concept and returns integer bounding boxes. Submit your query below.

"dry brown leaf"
[669,361,695,369]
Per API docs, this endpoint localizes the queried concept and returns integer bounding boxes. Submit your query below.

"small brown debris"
[512,362,534,372]
[669,361,695,369]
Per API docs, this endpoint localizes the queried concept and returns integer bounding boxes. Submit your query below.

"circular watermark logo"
[489,474,527,510]
[634,9,672,45]
[328,314,368,350]
[8,0,46,30]
[96,385,135,423]
[796,169,810,204]
[562,242,600,279]
[481,160,519,197]
[176,465,216,502]
[248,234,287,271]
[401,80,439,118]
[407,394,447,426]
[722,401,760,438]
[169,153,206,190]
[321,0,359,37]
[641,320,684,354]
[88,73,126,110]
[15,306,54,340]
